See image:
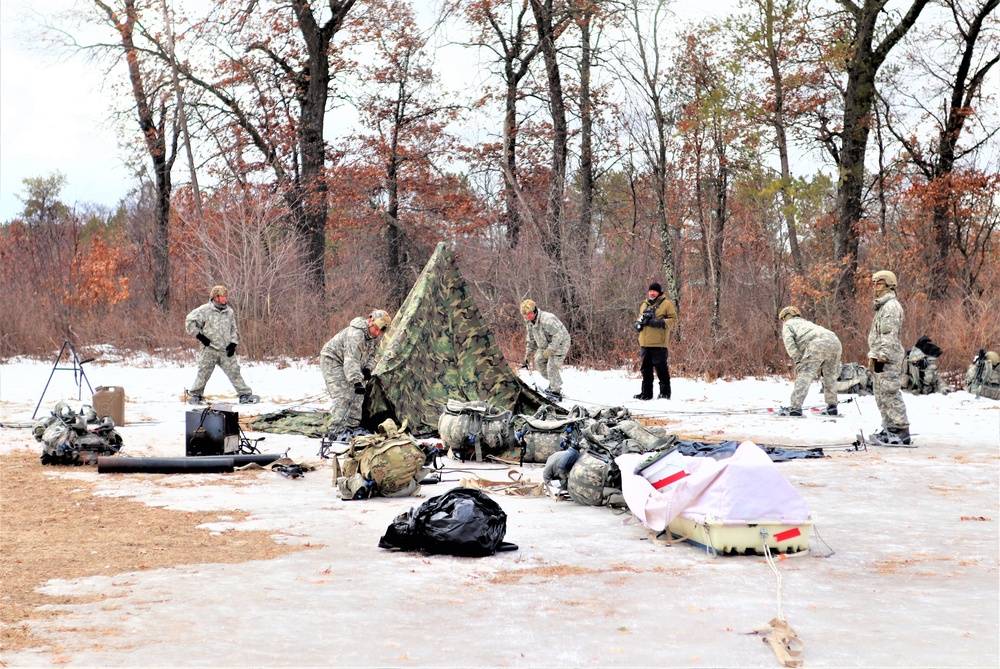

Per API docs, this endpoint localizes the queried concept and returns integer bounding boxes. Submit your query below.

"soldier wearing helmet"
[867,270,911,445]
[520,299,571,402]
[185,285,259,405]
[776,306,842,416]
[320,309,390,441]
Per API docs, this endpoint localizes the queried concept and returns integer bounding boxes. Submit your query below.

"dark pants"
[640,347,671,398]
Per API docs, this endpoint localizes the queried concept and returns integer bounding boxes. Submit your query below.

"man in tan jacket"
[633,282,678,400]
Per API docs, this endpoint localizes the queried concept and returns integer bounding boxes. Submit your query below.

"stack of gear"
[32,402,123,465]
[337,418,431,499]
[902,335,948,394]
[835,362,873,395]
[965,350,1000,400]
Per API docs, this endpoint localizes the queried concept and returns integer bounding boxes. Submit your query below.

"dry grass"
[0,449,315,653]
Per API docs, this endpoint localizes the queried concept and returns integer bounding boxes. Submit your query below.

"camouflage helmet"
[987,351,1000,366]
[520,299,536,315]
[210,285,228,299]
[369,309,390,331]
[872,270,897,288]
[778,306,801,321]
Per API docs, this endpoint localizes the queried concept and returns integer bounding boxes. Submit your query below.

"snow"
[1,355,998,667]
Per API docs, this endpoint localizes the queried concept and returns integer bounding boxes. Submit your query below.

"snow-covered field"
[1,356,998,667]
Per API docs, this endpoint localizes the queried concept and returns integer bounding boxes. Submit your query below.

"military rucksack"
[438,399,512,461]
[337,419,428,499]
[836,362,873,395]
[902,335,948,394]
[33,402,123,465]
[965,351,1000,400]
[566,451,625,508]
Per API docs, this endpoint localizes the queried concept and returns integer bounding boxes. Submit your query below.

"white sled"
[667,514,814,556]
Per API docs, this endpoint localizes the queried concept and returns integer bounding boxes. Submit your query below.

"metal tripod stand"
[32,340,95,419]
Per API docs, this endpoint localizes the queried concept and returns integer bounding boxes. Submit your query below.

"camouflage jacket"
[321,317,380,385]
[867,292,905,363]
[636,295,678,348]
[781,317,839,362]
[524,310,571,360]
[185,302,239,351]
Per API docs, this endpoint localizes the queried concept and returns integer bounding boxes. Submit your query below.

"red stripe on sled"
[774,528,801,542]
[652,470,689,489]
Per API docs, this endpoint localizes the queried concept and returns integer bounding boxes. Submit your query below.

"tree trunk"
[576,8,594,260]
[833,0,929,308]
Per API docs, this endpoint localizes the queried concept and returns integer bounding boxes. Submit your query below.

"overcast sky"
[0,0,735,222]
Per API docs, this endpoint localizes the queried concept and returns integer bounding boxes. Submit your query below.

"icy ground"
[1,356,998,667]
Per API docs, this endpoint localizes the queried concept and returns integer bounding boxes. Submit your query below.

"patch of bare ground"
[0,448,315,654]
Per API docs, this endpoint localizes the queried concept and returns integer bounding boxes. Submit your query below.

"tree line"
[1,0,997,381]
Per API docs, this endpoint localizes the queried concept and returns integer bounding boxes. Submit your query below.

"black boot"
[633,392,652,400]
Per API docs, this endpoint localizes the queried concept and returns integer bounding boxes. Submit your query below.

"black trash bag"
[378,487,517,557]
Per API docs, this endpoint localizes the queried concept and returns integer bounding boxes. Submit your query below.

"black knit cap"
[648,282,662,295]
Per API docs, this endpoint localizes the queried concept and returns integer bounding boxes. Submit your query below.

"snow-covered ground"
[1,356,998,667]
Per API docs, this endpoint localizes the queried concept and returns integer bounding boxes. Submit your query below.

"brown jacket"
[636,295,678,348]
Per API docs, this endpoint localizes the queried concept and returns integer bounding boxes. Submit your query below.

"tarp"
[617,442,811,532]
[364,242,549,437]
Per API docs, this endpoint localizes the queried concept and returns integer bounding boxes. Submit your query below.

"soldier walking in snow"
[776,306,842,416]
[867,270,912,445]
[185,285,259,405]
[321,309,389,440]
[520,299,571,401]
[633,282,678,400]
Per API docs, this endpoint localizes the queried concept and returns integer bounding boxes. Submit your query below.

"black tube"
[98,456,234,474]
[190,453,282,467]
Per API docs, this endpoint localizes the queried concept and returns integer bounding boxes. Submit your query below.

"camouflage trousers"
[790,335,842,409]
[321,357,363,433]
[191,347,252,396]
[534,351,565,394]
[874,358,910,429]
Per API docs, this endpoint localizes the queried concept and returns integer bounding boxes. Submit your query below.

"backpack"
[337,419,428,499]
[836,362,873,395]
[438,400,512,461]
[566,451,625,508]
[378,487,518,556]
[965,353,1000,400]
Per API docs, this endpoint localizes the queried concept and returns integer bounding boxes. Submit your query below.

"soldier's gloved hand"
[196,333,211,347]
[226,342,237,357]
[521,361,529,370]
[873,359,886,373]
[868,357,875,372]
[361,367,372,380]
[542,350,552,360]
[353,382,366,395]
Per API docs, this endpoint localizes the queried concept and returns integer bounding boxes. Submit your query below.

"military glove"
[362,367,372,380]
[542,350,552,360]
[196,333,211,347]
[353,382,366,395]
[226,342,237,357]
[873,359,886,373]
[521,361,529,370]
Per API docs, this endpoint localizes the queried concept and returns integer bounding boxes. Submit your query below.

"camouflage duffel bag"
[566,451,625,508]
[438,399,512,461]
[512,416,588,464]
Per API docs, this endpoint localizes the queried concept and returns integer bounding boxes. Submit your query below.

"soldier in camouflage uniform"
[867,270,911,445]
[777,306,842,416]
[321,309,390,438]
[520,299,571,400]
[965,350,1000,400]
[185,285,258,405]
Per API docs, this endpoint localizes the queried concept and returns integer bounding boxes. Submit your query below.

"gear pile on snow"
[32,402,124,465]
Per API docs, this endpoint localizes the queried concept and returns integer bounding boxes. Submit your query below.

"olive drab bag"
[337,418,428,499]
[438,399,512,461]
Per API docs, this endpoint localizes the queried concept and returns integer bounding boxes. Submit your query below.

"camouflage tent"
[364,242,550,436]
